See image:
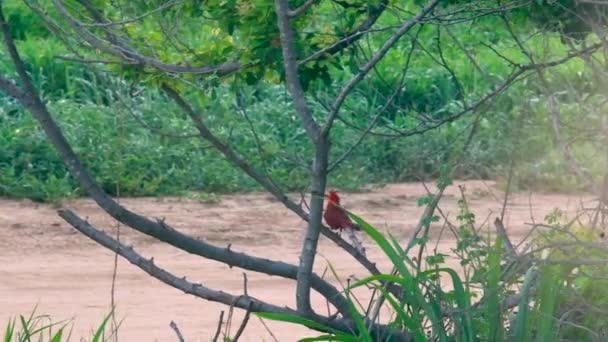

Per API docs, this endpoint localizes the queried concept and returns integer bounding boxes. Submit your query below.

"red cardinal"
[324,191,360,232]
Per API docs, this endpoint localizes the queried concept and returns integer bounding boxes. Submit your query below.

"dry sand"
[0,180,595,341]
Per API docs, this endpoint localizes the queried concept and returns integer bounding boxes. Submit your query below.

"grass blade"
[4,317,15,342]
[511,267,536,341]
[348,211,448,341]
[255,312,344,335]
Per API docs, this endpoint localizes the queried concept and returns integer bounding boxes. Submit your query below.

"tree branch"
[51,0,242,76]
[57,209,412,340]
[275,0,330,314]
[161,84,303,215]
[0,11,384,295]
[275,0,321,141]
[327,75,403,172]
[320,0,440,137]
[0,6,350,316]
[288,0,319,18]
[542,73,597,193]
[299,0,388,65]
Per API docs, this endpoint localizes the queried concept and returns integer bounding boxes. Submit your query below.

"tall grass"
[258,192,608,341]
[3,308,116,342]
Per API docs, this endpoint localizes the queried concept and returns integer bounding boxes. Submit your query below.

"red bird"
[324,191,360,232]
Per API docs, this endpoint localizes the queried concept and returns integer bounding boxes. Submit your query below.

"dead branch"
[211,311,225,342]
[328,33,417,172]
[56,209,412,340]
[169,321,185,342]
[321,0,440,136]
[231,303,253,342]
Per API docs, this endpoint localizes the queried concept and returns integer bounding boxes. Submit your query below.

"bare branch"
[327,73,403,172]
[275,0,321,140]
[169,321,185,342]
[161,84,304,217]
[211,311,225,342]
[231,303,252,342]
[288,0,319,18]
[51,0,242,76]
[299,0,388,65]
[0,11,351,314]
[494,218,517,259]
[112,89,203,140]
[321,0,440,136]
[331,41,603,140]
[58,208,294,313]
[77,0,186,28]
[57,209,412,340]
[55,55,138,65]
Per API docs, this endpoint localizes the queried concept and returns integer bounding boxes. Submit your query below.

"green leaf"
[347,211,449,341]
[4,317,15,342]
[535,265,562,342]
[299,335,360,342]
[255,312,344,335]
[487,235,503,342]
[417,194,435,207]
[426,253,447,266]
[348,274,407,290]
[50,328,64,342]
[91,309,114,342]
[512,267,536,341]
[419,267,474,341]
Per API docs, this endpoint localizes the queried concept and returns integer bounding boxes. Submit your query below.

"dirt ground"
[0,180,595,341]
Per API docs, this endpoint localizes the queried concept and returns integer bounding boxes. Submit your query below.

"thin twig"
[494,218,517,258]
[231,303,253,342]
[242,273,248,296]
[169,321,185,342]
[321,0,440,136]
[57,209,410,338]
[257,316,280,342]
[288,0,319,17]
[211,311,224,342]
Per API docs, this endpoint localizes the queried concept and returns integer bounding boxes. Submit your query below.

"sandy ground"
[0,180,596,341]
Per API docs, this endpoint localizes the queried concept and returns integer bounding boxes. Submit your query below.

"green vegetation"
[259,190,608,341]
[4,1,608,340]
[3,307,116,342]
[1,1,605,202]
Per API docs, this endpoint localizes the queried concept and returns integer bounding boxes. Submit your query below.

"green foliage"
[259,192,608,341]
[3,307,116,342]
[531,224,608,341]
[1,0,605,201]
[528,0,608,41]
[0,75,517,201]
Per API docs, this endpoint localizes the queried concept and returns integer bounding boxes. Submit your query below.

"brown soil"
[0,180,593,341]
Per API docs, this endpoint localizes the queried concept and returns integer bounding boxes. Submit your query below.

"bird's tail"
[344,226,366,256]
[349,222,361,231]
